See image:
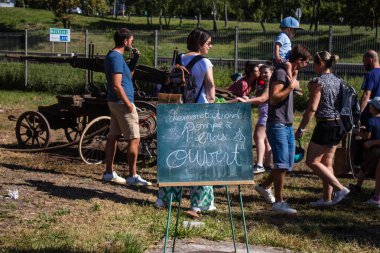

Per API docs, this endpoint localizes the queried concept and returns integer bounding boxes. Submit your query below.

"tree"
[50,0,80,28]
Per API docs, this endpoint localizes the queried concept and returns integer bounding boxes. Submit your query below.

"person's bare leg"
[254,126,266,166]
[261,170,274,188]
[320,148,336,201]
[306,142,345,191]
[127,138,140,177]
[264,137,272,167]
[105,135,118,174]
[273,169,286,202]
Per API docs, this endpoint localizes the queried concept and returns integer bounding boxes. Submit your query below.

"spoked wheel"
[15,111,51,148]
[139,137,157,166]
[135,101,157,139]
[79,116,110,164]
[64,116,88,143]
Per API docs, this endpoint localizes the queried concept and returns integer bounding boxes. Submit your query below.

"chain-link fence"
[0,26,379,88]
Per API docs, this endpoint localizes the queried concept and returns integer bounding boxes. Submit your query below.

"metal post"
[328,25,333,53]
[225,185,237,252]
[24,29,28,87]
[85,29,89,87]
[154,30,158,68]
[51,42,54,53]
[238,185,250,253]
[234,26,239,73]
[65,42,68,54]
[164,193,174,253]
[172,187,183,253]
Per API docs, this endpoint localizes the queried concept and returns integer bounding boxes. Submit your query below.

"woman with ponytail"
[295,51,350,206]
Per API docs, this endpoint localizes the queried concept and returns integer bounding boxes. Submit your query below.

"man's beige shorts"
[108,102,140,140]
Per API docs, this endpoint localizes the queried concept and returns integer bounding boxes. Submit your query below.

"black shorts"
[311,120,344,146]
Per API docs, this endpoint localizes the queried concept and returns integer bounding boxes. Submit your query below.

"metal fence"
[1,26,379,83]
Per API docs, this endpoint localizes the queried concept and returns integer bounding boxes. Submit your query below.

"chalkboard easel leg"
[164,192,173,253]
[172,187,183,253]
[225,185,237,252]
[238,185,250,253]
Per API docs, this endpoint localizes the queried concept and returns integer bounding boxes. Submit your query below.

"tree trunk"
[224,0,228,28]
[260,20,266,33]
[212,1,218,31]
[159,9,163,31]
[314,0,320,32]
[197,12,201,28]
[309,0,316,31]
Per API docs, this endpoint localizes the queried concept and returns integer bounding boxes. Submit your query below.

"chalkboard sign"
[157,103,254,187]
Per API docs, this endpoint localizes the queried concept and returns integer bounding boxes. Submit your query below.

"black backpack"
[160,53,204,103]
[339,78,361,132]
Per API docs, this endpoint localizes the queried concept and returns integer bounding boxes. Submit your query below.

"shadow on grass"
[0,162,158,198]
[25,179,155,206]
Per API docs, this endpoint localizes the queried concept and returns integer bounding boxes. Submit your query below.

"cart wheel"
[135,101,157,139]
[79,116,110,164]
[64,116,88,143]
[139,137,157,166]
[15,111,51,149]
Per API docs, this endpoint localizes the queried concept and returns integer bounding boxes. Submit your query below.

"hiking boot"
[102,171,126,185]
[126,175,152,186]
[272,201,297,214]
[365,197,380,207]
[348,183,362,193]
[310,198,333,207]
[332,187,350,204]
[255,184,275,203]
[253,164,265,174]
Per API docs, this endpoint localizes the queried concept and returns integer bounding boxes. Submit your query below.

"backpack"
[339,78,361,132]
[160,53,204,103]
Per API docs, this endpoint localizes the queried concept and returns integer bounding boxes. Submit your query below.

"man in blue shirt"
[103,28,151,186]
[360,50,380,126]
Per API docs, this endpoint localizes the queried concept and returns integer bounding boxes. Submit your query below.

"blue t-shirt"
[367,116,380,140]
[360,68,380,125]
[104,50,134,103]
[273,32,291,60]
[361,68,380,98]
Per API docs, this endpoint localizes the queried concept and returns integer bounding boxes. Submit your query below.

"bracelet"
[297,127,305,133]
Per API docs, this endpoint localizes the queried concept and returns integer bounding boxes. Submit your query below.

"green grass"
[0,90,379,252]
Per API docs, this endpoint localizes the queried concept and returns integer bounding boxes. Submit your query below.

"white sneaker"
[126,175,152,186]
[332,187,350,204]
[255,184,275,203]
[102,171,126,185]
[253,164,265,174]
[190,205,217,212]
[155,198,165,208]
[310,199,333,207]
[272,202,297,214]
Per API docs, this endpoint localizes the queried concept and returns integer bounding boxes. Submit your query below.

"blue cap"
[280,16,304,30]
[368,96,380,110]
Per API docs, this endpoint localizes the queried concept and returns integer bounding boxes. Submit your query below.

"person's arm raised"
[269,75,296,105]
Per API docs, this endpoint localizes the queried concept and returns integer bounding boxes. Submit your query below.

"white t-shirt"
[180,54,213,104]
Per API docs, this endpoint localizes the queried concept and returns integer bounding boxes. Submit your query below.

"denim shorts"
[256,103,268,126]
[266,123,295,171]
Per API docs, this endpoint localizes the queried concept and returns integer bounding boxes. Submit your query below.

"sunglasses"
[205,41,212,46]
